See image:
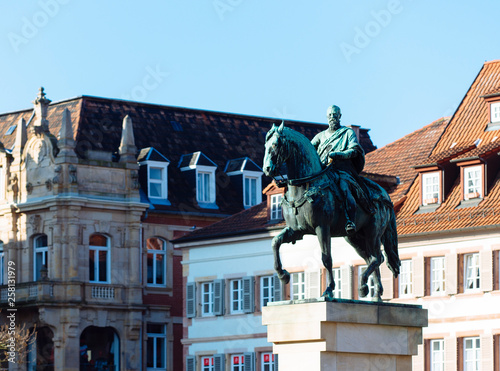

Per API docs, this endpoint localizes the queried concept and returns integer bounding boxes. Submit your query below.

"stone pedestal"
[262,298,427,371]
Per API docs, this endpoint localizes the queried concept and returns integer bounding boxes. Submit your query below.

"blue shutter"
[273,274,282,302]
[186,282,196,318]
[214,353,225,371]
[186,356,195,371]
[214,279,225,316]
[242,276,254,313]
[243,352,255,371]
[274,354,278,371]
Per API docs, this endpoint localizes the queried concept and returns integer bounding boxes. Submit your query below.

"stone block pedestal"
[262,298,427,371]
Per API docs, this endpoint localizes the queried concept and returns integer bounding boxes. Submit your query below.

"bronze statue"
[263,116,400,302]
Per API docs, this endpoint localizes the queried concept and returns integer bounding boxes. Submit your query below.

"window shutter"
[305,270,321,299]
[412,256,424,297]
[214,279,225,316]
[412,343,424,371]
[242,276,255,313]
[480,250,493,292]
[274,354,278,371]
[340,265,353,299]
[445,253,458,295]
[186,355,195,371]
[444,337,458,370]
[186,282,196,318]
[273,273,282,302]
[214,353,225,371]
[481,335,493,370]
[243,352,255,371]
[379,264,393,300]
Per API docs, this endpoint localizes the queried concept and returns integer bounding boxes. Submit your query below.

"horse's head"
[263,122,288,177]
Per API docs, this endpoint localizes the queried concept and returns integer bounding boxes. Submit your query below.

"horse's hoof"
[372,296,383,303]
[322,287,334,301]
[279,270,290,285]
[359,284,369,298]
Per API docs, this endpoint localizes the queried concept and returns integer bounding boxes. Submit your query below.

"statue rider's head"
[326,105,341,130]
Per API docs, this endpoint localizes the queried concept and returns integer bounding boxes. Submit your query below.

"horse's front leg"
[272,226,303,285]
[372,266,384,302]
[316,225,335,300]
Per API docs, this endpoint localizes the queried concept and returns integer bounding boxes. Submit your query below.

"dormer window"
[491,102,500,123]
[225,157,263,209]
[179,152,218,209]
[270,194,283,220]
[422,172,440,205]
[464,165,482,200]
[138,147,171,205]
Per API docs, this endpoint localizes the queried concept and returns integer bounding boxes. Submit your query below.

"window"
[270,194,283,220]
[230,279,244,314]
[430,257,445,296]
[464,166,482,199]
[463,337,480,371]
[261,353,275,371]
[147,238,167,286]
[197,170,217,205]
[332,268,342,299]
[201,356,214,371]
[148,165,168,200]
[399,260,413,297]
[34,235,48,281]
[491,102,500,123]
[201,281,214,317]
[261,276,274,308]
[291,272,305,300]
[147,324,166,370]
[464,253,480,291]
[244,176,258,207]
[231,355,244,371]
[422,172,440,205]
[0,241,4,285]
[89,234,110,283]
[430,339,444,371]
[358,266,376,300]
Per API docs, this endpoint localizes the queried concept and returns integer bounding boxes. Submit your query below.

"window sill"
[415,204,440,214]
[149,198,171,206]
[197,201,219,210]
[456,198,482,209]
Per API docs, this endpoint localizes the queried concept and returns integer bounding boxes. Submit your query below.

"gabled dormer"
[263,181,285,223]
[225,157,263,209]
[138,147,171,205]
[482,86,500,132]
[179,151,218,209]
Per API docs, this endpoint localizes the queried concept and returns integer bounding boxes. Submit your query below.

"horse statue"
[263,122,400,301]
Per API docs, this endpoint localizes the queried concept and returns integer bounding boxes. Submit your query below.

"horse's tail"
[382,207,400,278]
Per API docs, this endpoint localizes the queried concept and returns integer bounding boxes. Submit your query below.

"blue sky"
[1,1,499,148]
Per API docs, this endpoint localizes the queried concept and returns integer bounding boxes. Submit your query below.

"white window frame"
[291,272,305,300]
[146,324,167,371]
[34,235,48,281]
[260,275,274,308]
[261,352,275,371]
[0,241,4,286]
[463,337,480,371]
[231,354,244,371]
[201,356,215,371]
[359,266,376,300]
[89,234,111,284]
[147,161,169,201]
[196,166,217,206]
[430,339,444,371]
[422,172,440,205]
[243,171,262,208]
[399,260,413,297]
[146,238,167,287]
[491,102,500,123]
[230,279,244,314]
[270,194,283,220]
[464,253,480,291]
[464,165,482,200]
[430,257,446,296]
[332,268,342,299]
[201,281,215,317]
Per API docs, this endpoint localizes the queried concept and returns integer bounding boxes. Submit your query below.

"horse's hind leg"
[316,225,335,300]
[272,226,304,285]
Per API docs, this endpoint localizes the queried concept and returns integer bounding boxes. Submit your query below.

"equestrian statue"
[263,105,400,302]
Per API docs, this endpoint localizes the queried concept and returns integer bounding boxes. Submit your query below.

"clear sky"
[1,1,499,148]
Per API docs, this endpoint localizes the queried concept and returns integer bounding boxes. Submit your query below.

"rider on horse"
[311,105,375,235]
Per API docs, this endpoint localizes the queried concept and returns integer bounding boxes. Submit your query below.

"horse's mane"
[280,126,321,166]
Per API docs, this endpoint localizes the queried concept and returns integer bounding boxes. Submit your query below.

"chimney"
[32,87,51,131]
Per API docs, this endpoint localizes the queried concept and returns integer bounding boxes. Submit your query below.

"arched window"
[34,235,48,281]
[147,238,167,286]
[89,234,110,283]
[80,326,119,370]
